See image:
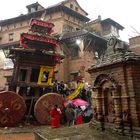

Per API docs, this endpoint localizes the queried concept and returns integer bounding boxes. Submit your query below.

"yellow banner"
[37,66,54,86]
[67,82,84,100]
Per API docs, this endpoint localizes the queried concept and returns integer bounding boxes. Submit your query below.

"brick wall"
[129,35,140,46]
[129,35,140,55]
[89,61,140,127]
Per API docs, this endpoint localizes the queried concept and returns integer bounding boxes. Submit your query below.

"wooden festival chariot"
[0,19,65,126]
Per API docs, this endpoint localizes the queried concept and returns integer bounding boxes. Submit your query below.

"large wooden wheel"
[34,93,65,125]
[0,91,26,127]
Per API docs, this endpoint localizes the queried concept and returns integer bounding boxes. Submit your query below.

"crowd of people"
[49,79,93,129]
[50,103,93,128]
[52,80,92,105]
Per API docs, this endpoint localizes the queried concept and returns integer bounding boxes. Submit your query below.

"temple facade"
[0,0,123,88]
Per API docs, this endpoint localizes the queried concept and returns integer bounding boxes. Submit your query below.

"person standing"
[65,104,75,126]
[50,104,61,128]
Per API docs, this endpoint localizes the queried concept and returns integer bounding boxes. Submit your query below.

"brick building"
[60,30,107,83]
[85,15,124,38]
[129,35,140,55]
[0,0,123,88]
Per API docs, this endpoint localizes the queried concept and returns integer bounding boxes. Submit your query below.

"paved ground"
[0,123,139,140]
[0,125,36,140]
[36,123,138,140]
[0,133,35,140]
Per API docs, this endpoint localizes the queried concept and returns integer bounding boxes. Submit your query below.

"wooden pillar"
[12,56,19,83]
[9,55,21,92]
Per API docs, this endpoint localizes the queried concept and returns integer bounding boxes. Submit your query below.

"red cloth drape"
[50,108,61,128]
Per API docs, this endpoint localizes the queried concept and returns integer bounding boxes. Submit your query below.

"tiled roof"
[60,30,88,40]
[61,30,107,42]
[101,18,124,30]
[0,1,89,26]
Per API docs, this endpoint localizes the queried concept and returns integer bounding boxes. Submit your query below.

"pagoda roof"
[60,30,107,52]
[8,48,65,64]
[9,48,65,58]
[101,18,124,30]
[20,33,60,50]
[61,30,107,43]
[60,30,88,40]
[0,2,89,26]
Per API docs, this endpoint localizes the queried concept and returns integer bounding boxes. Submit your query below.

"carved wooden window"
[13,24,16,28]
[50,15,52,20]
[9,33,14,41]
[30,68,40,82]
[70,4,73,9]
[30,7,36,13]
[75,7,78,11]
[70,46,79,59]
[70,72,78,81]
[62,25,73,33]
[18,69,27,82]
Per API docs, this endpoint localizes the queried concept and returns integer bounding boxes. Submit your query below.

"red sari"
[50,107,61,128]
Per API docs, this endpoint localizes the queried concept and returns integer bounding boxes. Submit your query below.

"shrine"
[88,36,140,135]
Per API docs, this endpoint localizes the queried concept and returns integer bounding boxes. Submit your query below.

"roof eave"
[101,18,124,30]
[0,4,90,26]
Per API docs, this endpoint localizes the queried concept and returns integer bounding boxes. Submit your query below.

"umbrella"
[71,99,88,107]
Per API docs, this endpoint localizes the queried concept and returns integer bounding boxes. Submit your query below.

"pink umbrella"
[71,99,88,107]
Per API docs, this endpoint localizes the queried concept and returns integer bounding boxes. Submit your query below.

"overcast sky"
[0,0,139,42]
